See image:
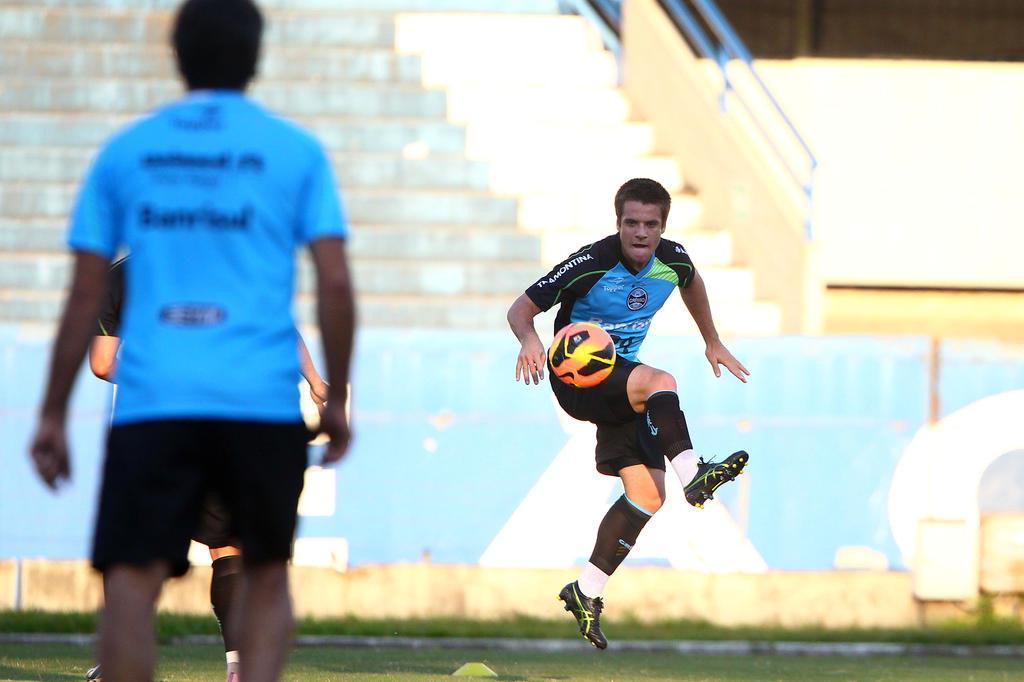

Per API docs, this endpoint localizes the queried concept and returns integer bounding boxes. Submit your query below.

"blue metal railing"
[572,0,818,239]
[672,0,817,239]
[560,0,622,56]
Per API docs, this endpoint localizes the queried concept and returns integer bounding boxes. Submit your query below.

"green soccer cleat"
[684,450,750,509]
[557,581,607,650]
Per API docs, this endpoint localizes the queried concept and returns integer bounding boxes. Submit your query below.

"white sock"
[671,448,699,486]
[576,562,610,599]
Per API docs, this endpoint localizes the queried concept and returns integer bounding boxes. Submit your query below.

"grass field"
[3,643,1024,682]
[3,611,1024,647]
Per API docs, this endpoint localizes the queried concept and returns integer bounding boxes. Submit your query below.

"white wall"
[758,60,1024,289]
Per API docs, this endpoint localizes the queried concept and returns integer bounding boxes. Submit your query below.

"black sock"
[643,391,693,460]
[210,554,242,653]
[588,495,652,575]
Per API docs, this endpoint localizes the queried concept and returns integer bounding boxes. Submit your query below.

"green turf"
[2,610,1023,647]
[1,643,1023,682]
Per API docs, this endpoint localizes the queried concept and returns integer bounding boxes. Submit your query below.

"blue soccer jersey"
[525,235,695,361]
[67,90,347,424]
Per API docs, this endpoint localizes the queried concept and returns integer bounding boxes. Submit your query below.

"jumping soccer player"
[85,257,331,682]
[28,1,355,680]
[507,178,750,650]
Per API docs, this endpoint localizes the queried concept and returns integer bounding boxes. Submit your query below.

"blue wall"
[2,327,1020,570]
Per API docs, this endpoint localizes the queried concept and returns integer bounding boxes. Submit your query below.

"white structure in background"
[889,390,1024,599]
[480,394,767,572]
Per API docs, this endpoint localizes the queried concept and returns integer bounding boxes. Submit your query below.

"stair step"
[487,156,683,196]
[0,225,734,271]
[0,222,542,261]
[446,87,630,126]
[0,114,469,154]
[0,9,397,48]
[0,148,491,190]
[301,259,541,297]
[0,80,447,117]
[0,254,534,296]
[465,122,657,159]
[11,0,561,12]
[0,253,754,304]
[517,193,704,233]
[396,14,602,56]
[416,50,618,89]
[0,184,519,225]
[297,294,519,329]
[0,44,424,83]
[0,288,776,335]
[348,226,540,260]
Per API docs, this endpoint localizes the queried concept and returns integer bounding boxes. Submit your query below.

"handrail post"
[717,46,730,113]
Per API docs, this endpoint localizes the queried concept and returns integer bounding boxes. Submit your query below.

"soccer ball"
[548,322,616,388]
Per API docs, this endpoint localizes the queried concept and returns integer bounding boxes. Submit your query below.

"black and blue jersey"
[525,235,696,361]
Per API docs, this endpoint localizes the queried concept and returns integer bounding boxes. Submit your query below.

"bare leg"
[99,562,170,682]
[625,364,677,413]
[619,464,667,513]
[237,562,293,682]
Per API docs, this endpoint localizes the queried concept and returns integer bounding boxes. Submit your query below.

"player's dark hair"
[172,0,263,91]
[614,178,672,224]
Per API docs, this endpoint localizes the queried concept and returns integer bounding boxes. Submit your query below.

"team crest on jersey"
[627,287,648,311]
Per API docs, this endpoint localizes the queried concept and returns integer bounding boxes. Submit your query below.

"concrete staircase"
[0,0,780,335]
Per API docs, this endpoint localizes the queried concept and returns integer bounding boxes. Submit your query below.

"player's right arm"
[31,251,110,489]
[511,241,606,386]
[32,141,122,489]
[507,294,546,385]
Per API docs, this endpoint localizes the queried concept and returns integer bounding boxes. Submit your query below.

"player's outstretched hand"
[706,340,750,383]
[319,401,351,465]
[30,415,70,490]
[515,337,547,385]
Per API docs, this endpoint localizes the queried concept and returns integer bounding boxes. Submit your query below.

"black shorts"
[92,419,308,577]
[549,356,639,425]
[593,418,665,476]
[193,491,240,550]
[549,357,664,476]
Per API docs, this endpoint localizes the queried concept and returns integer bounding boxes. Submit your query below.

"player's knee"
[630,491,664,515]
[645,369,677,398]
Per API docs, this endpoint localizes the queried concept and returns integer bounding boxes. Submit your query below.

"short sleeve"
[525,241,604,312]
[662,240,696,288]
[97,260,125,337]
[297,143,347,244]
[67,147,122,259]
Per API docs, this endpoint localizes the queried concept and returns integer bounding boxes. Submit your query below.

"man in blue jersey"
[507,178,749,649]
[28,1,355,681]
[85,256,331,682]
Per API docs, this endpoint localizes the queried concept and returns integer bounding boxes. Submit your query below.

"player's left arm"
[89,336,120,382]
[31,251,111,488]
[297,332,329,410]
[679,271,750,383]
